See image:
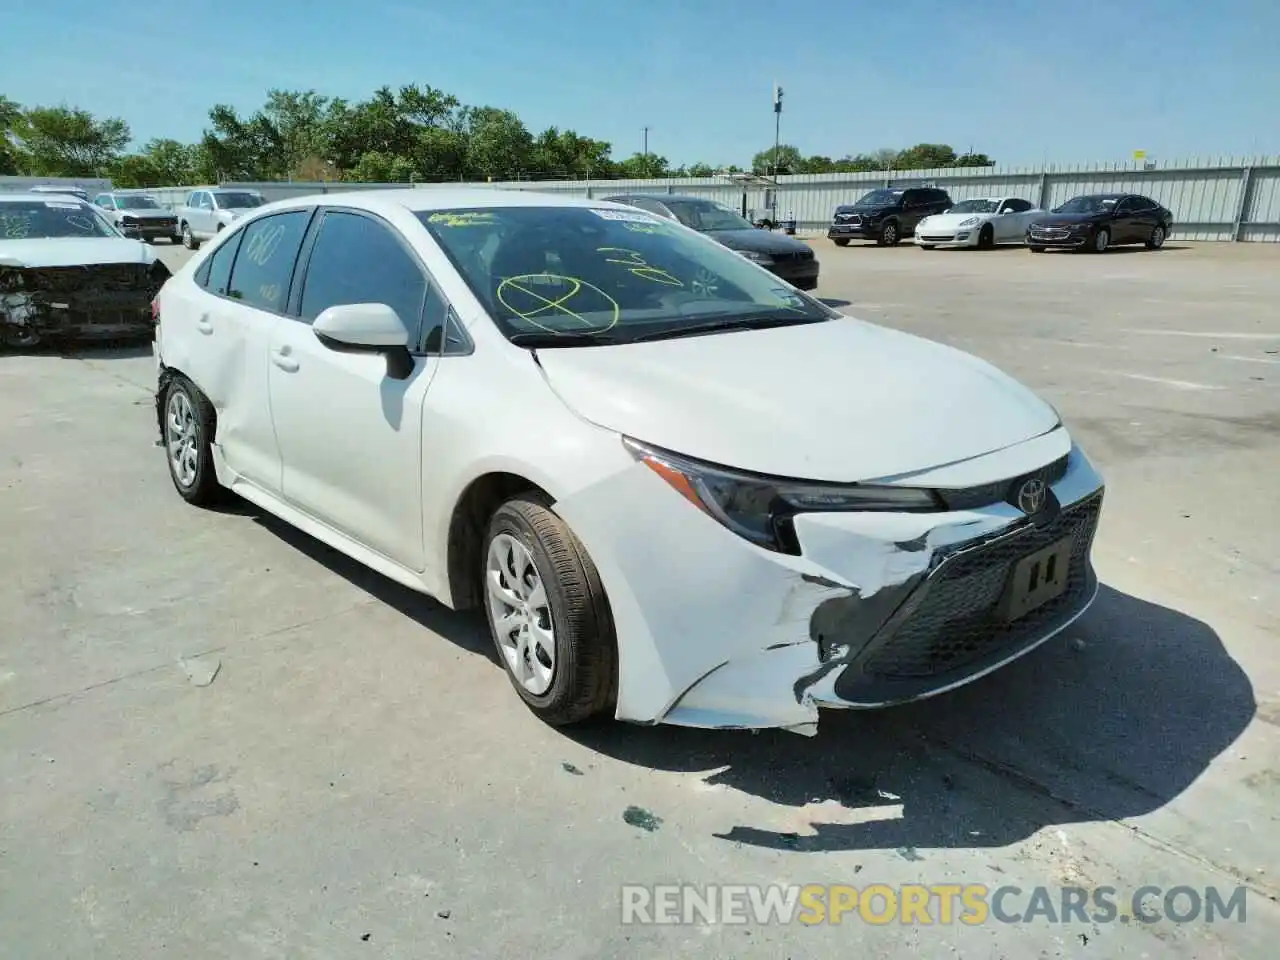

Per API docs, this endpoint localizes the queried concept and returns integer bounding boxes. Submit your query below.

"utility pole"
[772,83,784,221]
[643,126,650,160]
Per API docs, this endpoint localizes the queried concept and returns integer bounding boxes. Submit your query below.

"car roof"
[0,192,89,204]
[253,187,632,217]
[606,193,718,203]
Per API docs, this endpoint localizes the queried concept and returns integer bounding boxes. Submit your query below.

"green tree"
[751,143,803,175]
[13,105,129,176]
[616,152,669,179]
[464,106,534,180]
[0,95,27,174]
[955,151,995,167]
[893,143,958,170]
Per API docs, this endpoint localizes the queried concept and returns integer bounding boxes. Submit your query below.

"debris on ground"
[179,656,221,687]
[622,805,663,832]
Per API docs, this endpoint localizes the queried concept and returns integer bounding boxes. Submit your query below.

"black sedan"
[602,193,819,290]
[1026,193,1174,253]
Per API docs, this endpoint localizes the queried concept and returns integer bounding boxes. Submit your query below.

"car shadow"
[245,505,495,658]
[567,584,1254,853]
[60,341,155,360]
[1041,245,1189,255]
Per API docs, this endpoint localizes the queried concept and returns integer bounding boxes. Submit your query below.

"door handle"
[271,348,299,373]
[196,315,213,335]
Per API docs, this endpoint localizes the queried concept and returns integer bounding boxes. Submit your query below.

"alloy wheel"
[485,533,556,695]
[166,388,199,488]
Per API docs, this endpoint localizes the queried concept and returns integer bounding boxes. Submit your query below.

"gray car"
[175,188,266,249]
[93,192,181,244]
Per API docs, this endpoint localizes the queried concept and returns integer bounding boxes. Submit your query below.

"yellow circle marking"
[497,274,620,335]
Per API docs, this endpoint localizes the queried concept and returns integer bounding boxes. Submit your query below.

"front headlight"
[738,249,773,264]
[624,438,940,554]
[957,217,980,228]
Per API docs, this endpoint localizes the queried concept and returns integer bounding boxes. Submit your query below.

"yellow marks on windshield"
[497,274,620,335]
[428,211,496,227]
[0,214,32,239]
[596,247,683,286]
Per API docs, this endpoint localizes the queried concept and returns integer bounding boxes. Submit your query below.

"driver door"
[266,208,444,573]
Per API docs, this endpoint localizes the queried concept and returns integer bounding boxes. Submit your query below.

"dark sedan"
[602,193,819,290]
[1027,193,1174,253]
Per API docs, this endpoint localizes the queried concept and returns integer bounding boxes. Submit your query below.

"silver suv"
[176,188,266,249]
[93,192,181,244]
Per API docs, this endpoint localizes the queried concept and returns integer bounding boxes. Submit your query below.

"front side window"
[226,211,311,312]
[299,211,427,340]
[214,191,264,211]
[0,199,117,239]
[853,189,904,209]
[950,199,1000,214]
[1054,195,1119,215]
[419,205,835,347]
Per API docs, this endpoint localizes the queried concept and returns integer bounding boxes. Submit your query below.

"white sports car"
[915,197,1044,250]
[153,189,1105,736]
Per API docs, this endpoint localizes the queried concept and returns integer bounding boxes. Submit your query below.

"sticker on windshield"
[590,208,660,223]
[43,201,82,210]
[428,211,496,227]
[769,287,809,310]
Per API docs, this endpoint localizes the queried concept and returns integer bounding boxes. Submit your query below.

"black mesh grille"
[860,493,1101,679]
[936,453,1069,511]
[26,264,153,293]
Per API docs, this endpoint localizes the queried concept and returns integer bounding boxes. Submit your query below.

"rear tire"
[833,238,850,247]
[163,375,222,506]
[1146,225,1166,249]
[482,494,617,726]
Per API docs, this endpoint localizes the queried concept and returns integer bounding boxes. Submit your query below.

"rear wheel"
[1146,224,1166,249]
[833,238,850,247]
[483,494,616,726]
[163,375,222,505]
[2,324,41,348]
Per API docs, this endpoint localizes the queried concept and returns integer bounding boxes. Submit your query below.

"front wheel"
[918,244,935,251]
[483,494,616,726]
[1090,228,1110,253]
[181,223,200,250]
[1028,245,1045,253]
[878,221,900,246]
[832,238,850,247]
[977,224,995,250]
[1146,225,1166,249]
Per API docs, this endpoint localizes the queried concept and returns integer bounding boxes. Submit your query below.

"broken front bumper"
[556,432,1105,735]
[0,262,167,343]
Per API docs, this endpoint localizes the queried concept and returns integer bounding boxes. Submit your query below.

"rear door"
[266,207,445,572]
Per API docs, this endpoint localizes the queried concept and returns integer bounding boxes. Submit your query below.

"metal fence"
[7,157,1280,241]
[0,175,112,197]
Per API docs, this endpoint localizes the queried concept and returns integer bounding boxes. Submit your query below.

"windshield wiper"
[628,314,823,343]
[507,331,622,348]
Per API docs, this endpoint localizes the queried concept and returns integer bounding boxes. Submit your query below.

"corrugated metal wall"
[0,175,112,196]
[17,156,1275,240]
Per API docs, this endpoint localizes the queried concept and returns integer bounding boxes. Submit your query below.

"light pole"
[772,84,784,221]
[642,126,650,174]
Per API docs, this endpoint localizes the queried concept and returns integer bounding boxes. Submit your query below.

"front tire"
[918,244,935,250]
[878,221,900,246]
[181,223,200,250]
[832,238,850,247]
[1028,246,1045,253]
[1146,224,1166,249]
[483,494,616,726]
[1090,228,1110,253]
[978,224,995,250]
[163,375,222,505]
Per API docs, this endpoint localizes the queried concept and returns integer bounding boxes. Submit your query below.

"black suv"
[827,187,953,247]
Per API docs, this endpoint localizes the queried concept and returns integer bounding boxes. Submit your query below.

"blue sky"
[4,0,1276,168]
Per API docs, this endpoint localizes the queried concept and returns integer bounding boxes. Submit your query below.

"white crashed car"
[915,197,1044,249]
[153,189,1105,736]
[0,192,169,348]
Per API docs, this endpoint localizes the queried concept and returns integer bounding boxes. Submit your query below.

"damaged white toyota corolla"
[153,188,1104,735]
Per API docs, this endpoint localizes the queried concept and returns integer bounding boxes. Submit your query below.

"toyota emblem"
[1016,477,1047,515]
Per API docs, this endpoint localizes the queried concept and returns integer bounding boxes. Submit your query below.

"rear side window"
[226,211,311,313]
[298,211,427,339]
[197,229,244,296]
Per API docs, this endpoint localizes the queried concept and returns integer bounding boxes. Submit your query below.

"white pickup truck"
[175,188,266,249]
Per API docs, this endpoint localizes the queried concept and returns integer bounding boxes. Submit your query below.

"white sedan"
[914,197,1044,249]
[153,189,1105,736]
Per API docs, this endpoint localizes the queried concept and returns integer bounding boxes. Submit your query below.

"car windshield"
[662,199,754,232]
[948,199,999,214]
[852,189,904,208]
[119,195,162,209]
[0,199,117,240]
[214,192,264,209]
[1053,196,1118,214]
[419,205,834,346]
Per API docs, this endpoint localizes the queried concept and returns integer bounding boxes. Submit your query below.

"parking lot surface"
[3,239,1278,957]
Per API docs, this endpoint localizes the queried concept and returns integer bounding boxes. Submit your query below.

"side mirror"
[313,303,415,380]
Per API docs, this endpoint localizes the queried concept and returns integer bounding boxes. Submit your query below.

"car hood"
[918,211,996,229]
[535,317,1060,482]
[1035,212,1105,226]
[702,228,811,254]
[0,237,157,268]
